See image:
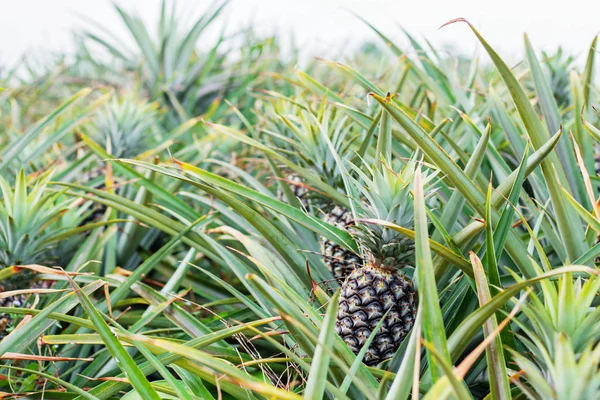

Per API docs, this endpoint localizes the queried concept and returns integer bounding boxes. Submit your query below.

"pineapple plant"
[6,5,600,399]
[506,272,600,398]
[321,205,362,281]
[80,96,159,226]
[336,158,421,366]
[81,0,235,128]
[90,96,159,160]
[511,334,600,400]
[0,169,83,339]
[268,101,353,209]
[542,48,574,110]
[262,99,363,280]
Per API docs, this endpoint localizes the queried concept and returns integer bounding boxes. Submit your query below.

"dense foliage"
[1,2,600,399]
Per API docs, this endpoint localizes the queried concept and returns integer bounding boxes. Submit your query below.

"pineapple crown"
[349,158,432,270]
[0,169,84,271]
[263,97,357,190]
[92,96,159,159]
[511,333,600,399]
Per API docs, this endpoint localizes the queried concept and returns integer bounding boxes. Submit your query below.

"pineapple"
[337,266,417,366]
[336,160,420,366]
[264,98,354,207]
[320,205,362,282]
[276,173,312,209]
[0,293,26,341]
[0,169,84,339]
[263,100,363,279]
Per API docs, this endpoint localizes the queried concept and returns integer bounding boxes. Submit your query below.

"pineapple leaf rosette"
[350,160,419,270]
[0,169,84,338]
[266,100,358,210]
[91,96,159,159]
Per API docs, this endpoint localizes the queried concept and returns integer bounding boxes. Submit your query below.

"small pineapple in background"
[336,160,421,366]
[276,173,312,209]
[0,293,26,341]
[320,205,362,282]
[85,94,159,188]
[265,98,354,208]
[262,99,363,279]
[0,169,83,339]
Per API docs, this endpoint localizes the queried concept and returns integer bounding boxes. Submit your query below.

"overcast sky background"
[1,0,599,66]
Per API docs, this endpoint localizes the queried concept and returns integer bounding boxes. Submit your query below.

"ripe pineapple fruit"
[336,160,420,366]
[320,205,362,282]
[337,266,416,366]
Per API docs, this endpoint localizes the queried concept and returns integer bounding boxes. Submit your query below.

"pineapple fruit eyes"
[336,267,417,366]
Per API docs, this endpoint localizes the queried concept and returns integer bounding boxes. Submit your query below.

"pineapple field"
[2,1,600,399]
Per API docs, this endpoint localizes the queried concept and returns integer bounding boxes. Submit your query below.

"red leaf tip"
[439,18,471,30]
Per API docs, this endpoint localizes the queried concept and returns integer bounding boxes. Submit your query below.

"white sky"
[1,0,599,66]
